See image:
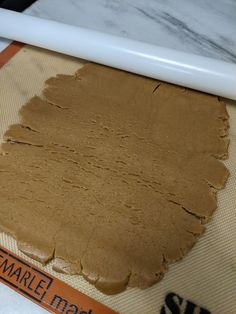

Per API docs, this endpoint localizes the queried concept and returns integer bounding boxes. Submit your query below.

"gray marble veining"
[1,0,236,63]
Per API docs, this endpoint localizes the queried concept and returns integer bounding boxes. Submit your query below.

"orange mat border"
[0,41,25,69]
[0,245,117,314]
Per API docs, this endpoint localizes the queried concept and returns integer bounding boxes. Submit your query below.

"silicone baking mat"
[0,44,235,314]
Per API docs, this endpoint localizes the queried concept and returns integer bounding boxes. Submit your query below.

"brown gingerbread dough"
[0,64,229,294]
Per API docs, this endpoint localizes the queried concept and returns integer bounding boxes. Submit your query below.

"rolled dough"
[0,63,229,294]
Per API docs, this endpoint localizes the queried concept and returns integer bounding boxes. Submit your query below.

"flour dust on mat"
[0,63,229,294]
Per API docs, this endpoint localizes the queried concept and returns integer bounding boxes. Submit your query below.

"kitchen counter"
[0,0,236,314]
[0,0,235,62]
[0,2,236,314]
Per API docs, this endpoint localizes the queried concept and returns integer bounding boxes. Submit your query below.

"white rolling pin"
[0,8,235,100]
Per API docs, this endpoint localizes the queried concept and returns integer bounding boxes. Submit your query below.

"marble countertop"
[0,1,235,313]
[0,0,236,63]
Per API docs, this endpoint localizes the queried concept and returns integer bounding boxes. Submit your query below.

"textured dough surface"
[0,64,229,294]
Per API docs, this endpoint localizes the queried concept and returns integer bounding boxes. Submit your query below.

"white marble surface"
[0,1,235,313]
[0,282,48,314]
[0,37,11,52]
[0,0,236,62]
